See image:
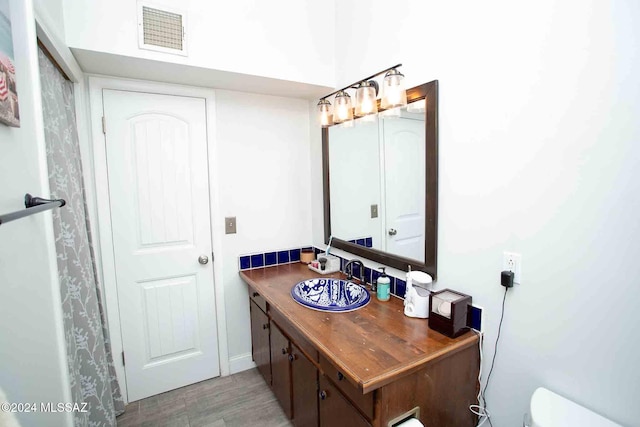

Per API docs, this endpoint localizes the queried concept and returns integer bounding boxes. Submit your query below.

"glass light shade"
[333,91,354,124]
[354,81,378,117]
[317,99,333,127]
[381,69,407,110]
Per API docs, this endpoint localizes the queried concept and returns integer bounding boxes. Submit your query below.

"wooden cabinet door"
[271,323,292,418]
[249,301,271,385]
[291,344,318,427]
[319,376,370,427]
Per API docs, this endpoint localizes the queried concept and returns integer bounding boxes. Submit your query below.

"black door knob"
[319,390,327,400]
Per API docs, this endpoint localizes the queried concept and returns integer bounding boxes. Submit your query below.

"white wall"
[63,0,335,88]
[33,0,64,40]
[214,90,312,368]
[311,0,640,426]
[0,1,72,426]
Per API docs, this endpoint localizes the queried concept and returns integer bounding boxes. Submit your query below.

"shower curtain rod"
[0,194,66,226]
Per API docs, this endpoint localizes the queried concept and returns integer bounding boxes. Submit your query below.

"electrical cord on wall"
[470,285,510,427]
[469,329,489,426]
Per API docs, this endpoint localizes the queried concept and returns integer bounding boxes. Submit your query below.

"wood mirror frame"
[322,80,438,278]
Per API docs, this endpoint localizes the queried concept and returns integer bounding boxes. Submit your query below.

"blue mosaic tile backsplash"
[347,237,373,248]
[240,245,410,300]
[238,245,482,330]
[240,247,303,271]
[468,305,483,331]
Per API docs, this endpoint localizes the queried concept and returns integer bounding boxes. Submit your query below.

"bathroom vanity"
[240,263,479,427]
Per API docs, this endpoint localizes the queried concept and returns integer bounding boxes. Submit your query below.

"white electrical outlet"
[503,252,522,285]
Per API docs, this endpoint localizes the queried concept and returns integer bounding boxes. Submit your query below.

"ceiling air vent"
[137,3,187,56]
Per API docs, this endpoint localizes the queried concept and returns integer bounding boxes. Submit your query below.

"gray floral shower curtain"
[38,47,125,426]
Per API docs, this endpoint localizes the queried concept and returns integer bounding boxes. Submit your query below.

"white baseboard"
[228,352,256,375]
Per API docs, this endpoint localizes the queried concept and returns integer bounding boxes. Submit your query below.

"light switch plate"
[225,217,237,234]
[371,204,378,219]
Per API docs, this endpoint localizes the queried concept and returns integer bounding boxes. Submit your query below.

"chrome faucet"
[343,259,366,287]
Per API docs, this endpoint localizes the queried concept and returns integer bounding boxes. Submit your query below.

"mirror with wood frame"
[322,80,438,278]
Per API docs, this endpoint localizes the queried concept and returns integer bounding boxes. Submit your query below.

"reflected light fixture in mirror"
[379,107,402,119]
[357,114,377,124]
[334,90,354,124]
[317,99,333,127]
[407,98,426,113]
[381,69,407,110]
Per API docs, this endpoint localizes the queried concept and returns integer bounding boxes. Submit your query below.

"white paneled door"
[103,90,219,402]
[383,117,426,262]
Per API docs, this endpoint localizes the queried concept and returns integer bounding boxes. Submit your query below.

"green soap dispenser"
[376,267,391,302]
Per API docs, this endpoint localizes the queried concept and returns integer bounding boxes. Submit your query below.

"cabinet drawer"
[249,285,268,313]
[319,355,374,420]
[270,307,318,363]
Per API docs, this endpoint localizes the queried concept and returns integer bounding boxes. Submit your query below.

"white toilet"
[527,387,621,427]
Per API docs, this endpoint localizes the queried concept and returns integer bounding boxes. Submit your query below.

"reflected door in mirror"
[382,116,425,262]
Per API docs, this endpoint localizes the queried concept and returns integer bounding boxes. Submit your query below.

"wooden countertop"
[240,263,478,394]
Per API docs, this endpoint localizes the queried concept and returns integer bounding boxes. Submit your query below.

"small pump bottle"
[376,267,391,301]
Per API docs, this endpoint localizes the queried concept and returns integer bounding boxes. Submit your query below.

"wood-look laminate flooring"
[116,369,292,427]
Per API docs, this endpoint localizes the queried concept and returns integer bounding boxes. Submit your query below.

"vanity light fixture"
[333,90,354,124]
[317,99,333,126]
[354,81,378,117]
[317,64,406,127]
[380,69,407,110]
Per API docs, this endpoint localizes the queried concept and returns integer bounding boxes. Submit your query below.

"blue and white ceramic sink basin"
[291,278,370,312]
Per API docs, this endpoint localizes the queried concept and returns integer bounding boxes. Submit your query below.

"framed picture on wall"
[0,0,20,127]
